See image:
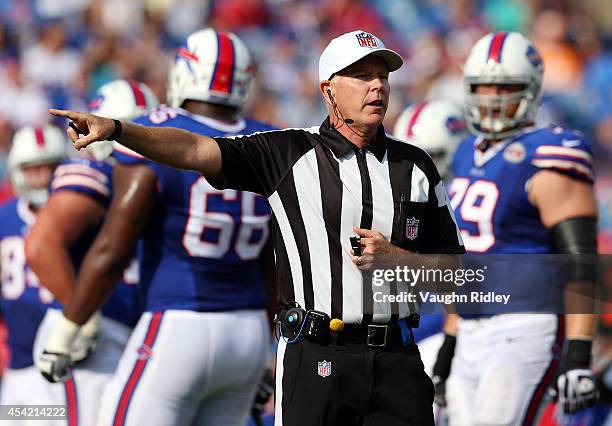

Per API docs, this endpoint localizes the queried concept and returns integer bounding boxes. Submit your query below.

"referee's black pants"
[276,338,435,426]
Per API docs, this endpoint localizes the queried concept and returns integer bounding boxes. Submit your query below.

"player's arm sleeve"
[50,162,112,207]
[209,129,312,196]
[420,160,465,254]
[530,133,594,183]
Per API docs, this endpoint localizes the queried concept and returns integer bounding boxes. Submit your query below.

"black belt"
[337,320,413,347]
[276,305,416,348]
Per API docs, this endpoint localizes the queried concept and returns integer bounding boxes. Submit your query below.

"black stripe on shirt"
[277,169,314,310]
[315,143,343,319]
[356,149,374,324]
[271,215,294,308]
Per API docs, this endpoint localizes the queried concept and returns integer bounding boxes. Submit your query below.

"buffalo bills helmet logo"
[88,94,105,113]
[526,45,543,70]
[445,116,466,135]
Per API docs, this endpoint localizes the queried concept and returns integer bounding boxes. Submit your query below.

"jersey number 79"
[449,178,499,252]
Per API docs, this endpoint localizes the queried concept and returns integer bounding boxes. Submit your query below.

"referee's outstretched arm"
[50,108,223,179]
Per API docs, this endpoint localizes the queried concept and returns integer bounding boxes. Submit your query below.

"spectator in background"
[531,9,583,94]
[210,0,268,31]
[21,20,82,89]
[0,59,50,128]
[318,0,387,40]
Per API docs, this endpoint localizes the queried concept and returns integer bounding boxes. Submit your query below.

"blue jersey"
[51,158,142,327]
[450,125,593,254]
[113,106,275,312]
[0,198,61,369]
[450,125,594,314]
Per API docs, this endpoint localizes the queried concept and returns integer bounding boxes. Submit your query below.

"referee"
[52,30,464,425]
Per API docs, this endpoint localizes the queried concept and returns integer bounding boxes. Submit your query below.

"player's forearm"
[565,313,597,340]
[25,236,75,305]
[442,313,460,335]
[383,249,461,270]
[63,235,131,325]
[116,122,223,178]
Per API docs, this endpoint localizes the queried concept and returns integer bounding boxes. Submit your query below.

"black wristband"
[108,119,122,141]
[432,333,457,379]
[564,339,592,370]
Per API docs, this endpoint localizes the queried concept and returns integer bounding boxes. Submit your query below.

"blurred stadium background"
[0,0,610,228]
[0,0,610,424]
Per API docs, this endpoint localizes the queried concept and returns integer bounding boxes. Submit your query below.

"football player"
[393,100,466,180]
[25,79,157,425]
[0,125,68,414]
[38,29,276,426]
[393,100,467,425]
[434,32,599,425]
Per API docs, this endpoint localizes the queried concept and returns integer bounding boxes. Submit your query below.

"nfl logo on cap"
[318,360,332,377]
[318,30,403,82]
[355,32,377,48]
[406,217,419,240]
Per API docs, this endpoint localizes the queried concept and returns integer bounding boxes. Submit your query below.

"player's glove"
[35,314,80,383]
[549,339,599,414]
[251,368,274,426]
[431,333,456,407]
[70,311,100,362]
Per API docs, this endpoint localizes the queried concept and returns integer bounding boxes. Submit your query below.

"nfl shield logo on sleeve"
[406,217,419,240]
[317,360,332,377]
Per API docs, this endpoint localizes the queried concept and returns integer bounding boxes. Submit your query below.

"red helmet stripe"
[487,32,508,63]
[127,80,146,107]
[209,32,235,94]
[34,127,46,147]
[406,101,428,138]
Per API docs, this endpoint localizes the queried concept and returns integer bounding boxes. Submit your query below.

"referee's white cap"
[319,30,403,82]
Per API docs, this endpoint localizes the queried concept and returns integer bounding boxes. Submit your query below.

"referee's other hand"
[351,227,404,270]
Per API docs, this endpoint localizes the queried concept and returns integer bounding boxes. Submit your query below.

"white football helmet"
[393,100,467,178]
[87,79,159,160]
[167,28,253,109]
[8,125,68,207]
[463,32,544,139]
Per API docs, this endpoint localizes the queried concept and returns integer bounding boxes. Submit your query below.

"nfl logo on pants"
[318,360,331,378]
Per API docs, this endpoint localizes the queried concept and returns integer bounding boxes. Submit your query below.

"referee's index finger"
[49,108,80,119]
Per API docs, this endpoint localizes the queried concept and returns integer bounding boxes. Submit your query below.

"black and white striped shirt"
[211,117,464,324]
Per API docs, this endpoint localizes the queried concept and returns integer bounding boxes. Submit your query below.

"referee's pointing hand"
[49,109,115,150]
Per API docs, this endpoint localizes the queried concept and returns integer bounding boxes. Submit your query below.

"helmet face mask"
[465,81,534,138]
[8,125,69,208]
[463,32,544,140]
[167,28,253,109]
[14,163,57,207]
